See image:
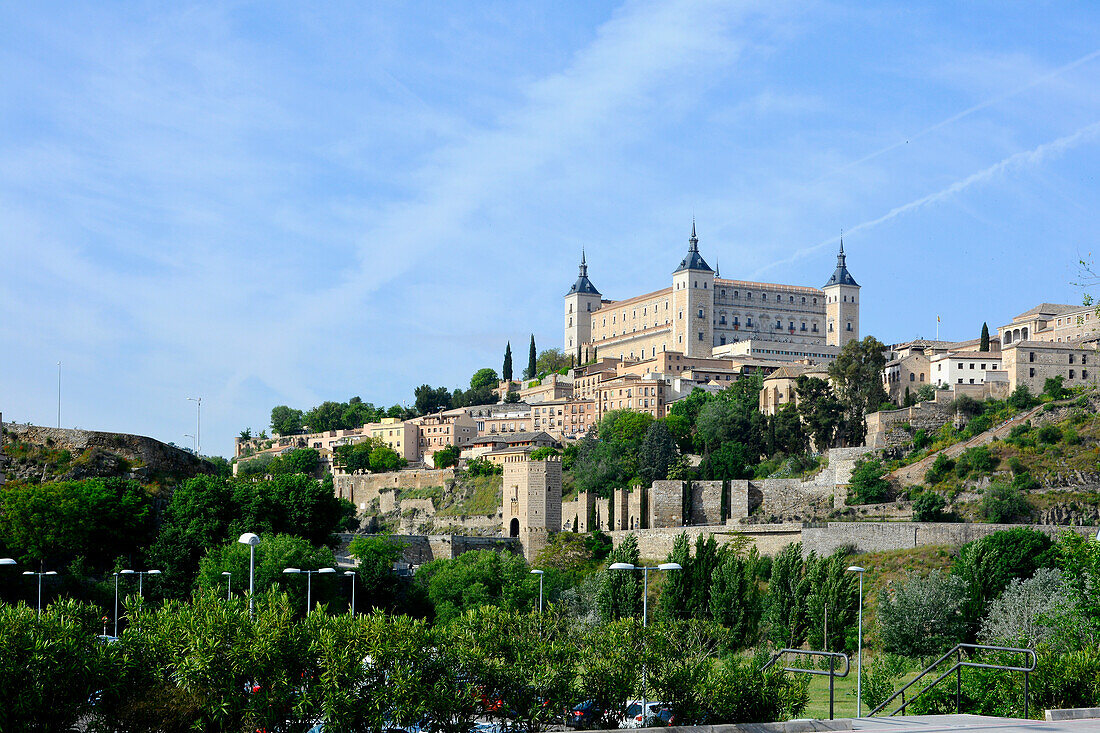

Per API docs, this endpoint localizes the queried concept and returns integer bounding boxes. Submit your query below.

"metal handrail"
[762,649,850,720]
[868,643,1037,719]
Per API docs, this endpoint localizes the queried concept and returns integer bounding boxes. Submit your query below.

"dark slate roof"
[567,250,601,296]
[823,240,859,287]
[673,221,713,273]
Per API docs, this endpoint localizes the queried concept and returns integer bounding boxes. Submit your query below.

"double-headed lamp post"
[847,565,867,717]
[22,570,58,619]
[238,533,260,618]
[344,570,357,616]
[530,569,545,613]
[121,569,161,597]
[222,571,232,600]
[610,562,682,723]
[283,567,335,614]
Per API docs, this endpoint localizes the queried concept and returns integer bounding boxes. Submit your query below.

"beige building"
[596,373,667,420]
[410,411,477,458]
[1001,338,1100,393]
[565,226,860,363]
[366,418,419,463]
[759,364,830,415]
[884,353,931,402]
[518,373,574,403]
[501,451,563,558]
[1000,303,1100,345]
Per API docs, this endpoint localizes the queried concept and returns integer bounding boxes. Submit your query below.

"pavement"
[851,714,1100,733]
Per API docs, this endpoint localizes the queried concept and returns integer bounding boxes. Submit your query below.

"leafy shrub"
[925,454,955,485]
[1007,456,1025,475]
[979,568,1069,646]
[964,413,992,436]
[1007,385,1037,409]
[1037,424,1062,444]
[1064,427,1082,445]
[1011,472,1040,492]
[980,481,1029,523]
[1044,376,1069,400]
[951,395,983,417]
[912,429,930,451]
[911,491,948,522]
[847,459,891,504]
[878,570,969,659]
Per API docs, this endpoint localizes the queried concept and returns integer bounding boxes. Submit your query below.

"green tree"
[1008,385,1036,409]
[503,341,513,382]
[414,385,452,415]
[0,477,154,571]
[687,535,720,619]
[979,481,1029,523]
[980,322,990,352]
[795,376,843,451]
[304,401,345,432]
[470,368,500,391]
[847,458,891,504]
[828,336,889,445]
[196,534,340,612]
[596,534,641,622]
[535,348,571,375]
[878,570,969,659]
[1044,375,1069,400]
[803,551,858,653]
[415,550,535,624]
[710,548,764,648]
[952,528,1058,632]
[524,335,537,380]
[912,491,948,522]
[638,420,678,484]
[764,543,808,647]
[504,389,520,403]
[347,535,408,612]
[270,405,304,435]
[433,445,460,469]
[658,533,692,621]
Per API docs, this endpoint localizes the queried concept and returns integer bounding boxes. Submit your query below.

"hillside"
[1,422,215,488]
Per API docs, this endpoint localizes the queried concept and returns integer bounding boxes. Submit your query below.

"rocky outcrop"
[2,423,213,485]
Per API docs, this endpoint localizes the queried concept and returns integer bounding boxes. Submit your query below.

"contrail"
[819,47,1100,180]
[753,120,1100,279]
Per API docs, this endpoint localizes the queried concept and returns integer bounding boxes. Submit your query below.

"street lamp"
[187,396,202,454]
[238,533,260,618]
[610,562,682,722]
[222,571,232,601]
[283,567,336,614]
[22,570,58,619]
[530,569,545,613]
[120,569,161,597]
[847,565,867,717]
[0,558,15,566]
[184,434,196,453]
[344,570,356,616]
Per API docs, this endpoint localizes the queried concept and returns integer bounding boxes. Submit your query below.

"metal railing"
[761,649,850,720]
[868,643,1037,719]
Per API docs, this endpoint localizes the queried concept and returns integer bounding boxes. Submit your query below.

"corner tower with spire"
[823,236,860,347]
[564,249,602,362]
[672,220,715,358]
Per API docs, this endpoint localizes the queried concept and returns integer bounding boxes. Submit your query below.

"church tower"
[824,238,860,347]
[671,221,715,358]
[564,250,602,361]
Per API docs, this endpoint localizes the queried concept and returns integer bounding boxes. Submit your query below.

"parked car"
[651,706,678,727]
[621,701,666,728]
[565,700,605,729]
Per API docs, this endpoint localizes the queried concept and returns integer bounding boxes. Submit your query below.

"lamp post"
[847,565,867,717]
[22,570,58,619]
[187,396,202,455]
[112,571,124,636]
[530,569,545,613]
[184,434,196,453]
[222,571,232,601]
[344,570,356,616]
[238,533,260,618]
[610,562,682,723]
[283,567,336,614]
[0,558,14,567]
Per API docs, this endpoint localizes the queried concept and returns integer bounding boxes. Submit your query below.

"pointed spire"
[567,248,600,296]
[579,249,588,278]
[674,219,712,273]
[689,218,699,252]
[715,259,720,278]
[823,230,858,288]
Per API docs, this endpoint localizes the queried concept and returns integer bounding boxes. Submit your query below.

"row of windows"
[720,290,819,305]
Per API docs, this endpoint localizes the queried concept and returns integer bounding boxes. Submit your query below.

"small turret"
[674,219,712,273]
[567,249,601,296]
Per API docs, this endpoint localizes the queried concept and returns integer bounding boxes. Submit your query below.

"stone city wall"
[649,481,684,528]
[865,394,956,450]
[802,521,1097,556]
[606,525,804,560]
[334,468,457,510]
[689,481,724,526]
[338,533,521,567]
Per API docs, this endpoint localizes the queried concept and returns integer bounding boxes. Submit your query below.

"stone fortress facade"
[564,224,861,363]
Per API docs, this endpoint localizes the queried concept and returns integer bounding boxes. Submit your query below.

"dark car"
[652,706,678,727]
[565,700,605,729]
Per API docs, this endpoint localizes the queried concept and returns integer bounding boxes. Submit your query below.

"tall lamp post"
[222,571,232,601]
[610,562,681,722]
[238,533,260,618]
[847,565,867,717]
[344,570,356,616]
[120,569,161,597]
[530,569,545,613]
[187,396,202,455]
[283,567,335,614]
[112,571,125,636]
[22,570,58,619]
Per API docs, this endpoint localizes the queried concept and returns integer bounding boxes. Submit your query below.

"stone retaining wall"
[606,525,804,559]
[802,521,1097,556]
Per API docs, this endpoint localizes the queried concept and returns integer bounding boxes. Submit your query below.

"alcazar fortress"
[564,222,861,364]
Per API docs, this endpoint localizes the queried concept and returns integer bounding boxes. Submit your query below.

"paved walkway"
[853,714,1100,733]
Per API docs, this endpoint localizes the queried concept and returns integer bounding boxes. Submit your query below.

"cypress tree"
[980,322,990,352]
[503,342,513,381]
[524,334,537,379]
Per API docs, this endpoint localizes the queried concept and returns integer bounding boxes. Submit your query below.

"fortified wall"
[334,468,457,511]
[801,521,1098,556]
[336,532,521,567]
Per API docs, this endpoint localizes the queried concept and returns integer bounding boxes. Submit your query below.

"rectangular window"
[1070,369,1076,379]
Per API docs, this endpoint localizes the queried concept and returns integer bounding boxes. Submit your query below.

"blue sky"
[3,1,1100,457]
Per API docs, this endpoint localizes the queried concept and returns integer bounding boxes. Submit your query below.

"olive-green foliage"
[332,439,407,474]
[764,543,808,648]
[710,548,766,649]
[803,550,859,653]
[1037,423,1062,444]
[911,491,948,522]
[596,533,641,622]
[415,549,536,625]
[954,445,997,479]
[433,444,461,469]
[877,570,969,659]
[952,528,1057,632]
[464,455,503,476]
[527,447,560,462]
[979,481,1029,523]
[1007,385,1037,410]
[1044,375,1069,400]
[236,447,321,477]
[924,453,955,485]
